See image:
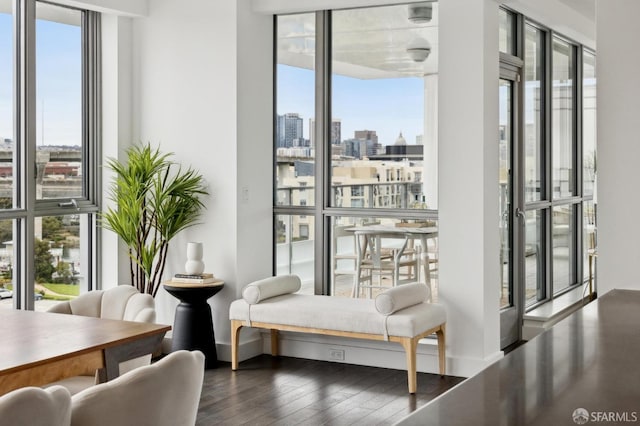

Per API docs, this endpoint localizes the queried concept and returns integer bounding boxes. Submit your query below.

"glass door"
[499,73,523,349]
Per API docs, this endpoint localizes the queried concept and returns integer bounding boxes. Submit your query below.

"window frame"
[273,7,439,296]
[502,7,596,310]
[2,0,101,310]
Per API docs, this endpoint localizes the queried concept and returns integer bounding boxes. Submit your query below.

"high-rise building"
[343,138,361,158]
[354,129,378,145]
[354,130,381,157]
[331,120,341,145]
[276,113,304,148]
[276,115,286,147]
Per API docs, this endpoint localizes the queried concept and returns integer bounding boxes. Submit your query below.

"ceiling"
[277,0,595,80]
[557,0,595,21]
[277,2,438,79]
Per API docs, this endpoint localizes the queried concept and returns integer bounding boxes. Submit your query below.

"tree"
[0,219,12,244]
[53,261,75,284]
[34,239,54,283]
[42,216,64,241]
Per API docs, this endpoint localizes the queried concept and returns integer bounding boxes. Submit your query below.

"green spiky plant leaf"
[100,143,208,297]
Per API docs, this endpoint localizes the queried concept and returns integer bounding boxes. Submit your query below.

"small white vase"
[185,242,205,275]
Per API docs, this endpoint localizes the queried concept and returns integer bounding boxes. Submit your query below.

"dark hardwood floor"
[196,355,464,425]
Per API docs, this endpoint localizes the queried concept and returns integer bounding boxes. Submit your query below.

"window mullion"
[314,10,329,295]
[15,0,37,310]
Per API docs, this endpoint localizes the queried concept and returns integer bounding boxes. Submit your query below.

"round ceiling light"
[407,47,431,62]
[408,2,433,24]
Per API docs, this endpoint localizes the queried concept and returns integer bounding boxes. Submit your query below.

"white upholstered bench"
[229,275,446,393]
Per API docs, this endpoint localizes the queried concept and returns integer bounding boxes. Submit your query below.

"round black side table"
[163,281,224,369]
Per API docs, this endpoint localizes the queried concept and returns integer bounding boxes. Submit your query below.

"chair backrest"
[47,286,156,323]
[70,350,205,426]
[47,286,157,379]
[0,385,71,426]
[100,286,155,322]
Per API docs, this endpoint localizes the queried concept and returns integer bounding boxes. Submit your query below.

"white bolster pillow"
[375,282,430,315]
[242,275,302,304]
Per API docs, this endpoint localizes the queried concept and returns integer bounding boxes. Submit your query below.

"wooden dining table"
[0,309,171,396]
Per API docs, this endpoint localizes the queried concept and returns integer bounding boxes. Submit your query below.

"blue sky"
[2,13,425,148]
[0,13,81,146]
[277,64,425,146]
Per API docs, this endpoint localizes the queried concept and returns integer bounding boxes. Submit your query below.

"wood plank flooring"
[196,355,464,425]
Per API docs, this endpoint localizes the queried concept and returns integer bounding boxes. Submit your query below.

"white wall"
[596,0,640,295]
[101,14,133,289]
[109,0,274,348]
[438,0,502,375]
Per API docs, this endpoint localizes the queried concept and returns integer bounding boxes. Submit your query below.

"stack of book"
[172,273,218,284]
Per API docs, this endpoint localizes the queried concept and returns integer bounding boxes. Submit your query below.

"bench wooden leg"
[231,320,243,370]
[436,324,446,376]
[399,337,418,394]
[271,329,279,357]
[399,323,446,393]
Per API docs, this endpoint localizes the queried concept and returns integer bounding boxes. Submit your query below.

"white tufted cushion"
[230,293,446,338]
[0,386,71,426]
[375,282,430,315]
[242,275,301,304]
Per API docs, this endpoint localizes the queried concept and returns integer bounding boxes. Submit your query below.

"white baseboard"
[215,330,504,378]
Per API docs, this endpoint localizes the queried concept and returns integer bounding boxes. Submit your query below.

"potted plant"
[101,143,208,297]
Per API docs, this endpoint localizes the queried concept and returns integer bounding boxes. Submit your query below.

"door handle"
[515,208,526,220]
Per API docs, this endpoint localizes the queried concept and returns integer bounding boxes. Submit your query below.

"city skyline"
[277,64,425,147]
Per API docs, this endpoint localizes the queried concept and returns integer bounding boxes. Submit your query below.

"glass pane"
[583,200,596,283]
[499,8,515,55]
[525,210,544,306]
[276,13,316,207]
[276,214,315,294]
[499,79,511,309]
[552,37,575,199]
[36,3,82,201]
[34,214,84,310]
[330,4,436,209]
[583,50,596,293]
[524,24,543,202]
[0,1,14,209]
[583,50,596,197]
[552,205,576,294]
[0,219,14,309]
[330,215,438,300]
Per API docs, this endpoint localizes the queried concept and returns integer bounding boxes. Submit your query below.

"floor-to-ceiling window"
[0,0,100,311]
[500,7,596,318]
[275,3,438,298]
[275,12,316,292]
[523,22,545,306]
[550,36,577,295]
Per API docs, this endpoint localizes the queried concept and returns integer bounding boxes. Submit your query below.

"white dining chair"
[44,285,156,395]
[70,350,205,426]
[0,385,71,426]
